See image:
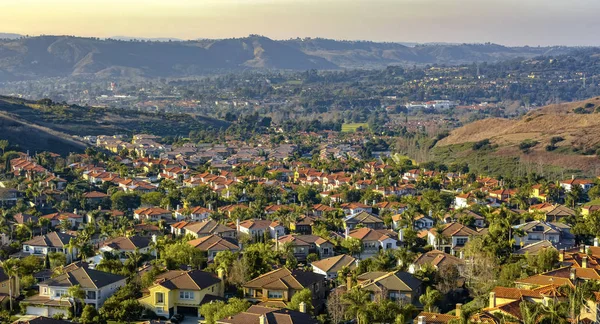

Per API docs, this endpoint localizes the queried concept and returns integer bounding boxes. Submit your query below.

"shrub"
[585,102,595,108]
[519,139,539,152]
[473,139,491,150]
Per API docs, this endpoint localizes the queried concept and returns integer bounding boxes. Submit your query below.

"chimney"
[152,234,157,244]
[559,249,565,262]
[259,314,266,324]
[299,302,307,313]
[398,228,404,242]
[345,227,350,239]
[417,316,426,324]
[372,200,376,206]
[236,219,240,232]
[208,203,212,211]
[74,208,78,215]
[456,304,462,318]
[595,237,599,247]
[429,210,433,218]
[459,251,464,259]
[580,244,585,253]
[583,256,588,268]
[572,174,575,180]
[364,200,367,205]
[176,204,181,212]
[217,268,225,280]
[275,230,279,251]
[346,275,353,290]
[570,268,576,281]
[489,292,496,308]
[277,200,281,206]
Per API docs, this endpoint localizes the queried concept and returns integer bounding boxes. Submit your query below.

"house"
[175,206,211,221]
[25,266,126,316]
[238,220,285,239]
[289,215,317,235]
[40,212,84,229]
[560,177,595,192]
[217,305,318,324]
[187,235,239,261]
[311,254,357,280]
[453,210,486,228]
[344,211,384,230]
[12,316,72,324]
[0,268,19,305]
[92,236,155,263]
[375,201,407,215]
[139,269,224,318]
[512,221,575,249]
[346,228,398,258]
[275,235,334,260]
[134,207,172,222]
[172,220,237,239]
[426,222,481,255]
[355,270,422,304]
[82,191,108,206]
[310,204,337,217]
[544,205,577,222]
[414,305,465,324]
[340,202,373,215]
[582,204,600,216]
[20,232,77,263]
[409,250,465,274]
[243,268,326,309]
[454,193,474,209]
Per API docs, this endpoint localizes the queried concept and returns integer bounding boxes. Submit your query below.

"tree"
[200,298,250,324]
[419,286,442,312]
[66,284,85,317]
[342,287,371,324]
[341,237,363,258]
[1,258,20,312]
[111,191,141,212]
[327,288,347,324]
[48,252,67,270]
[559,282,596,322]
[80,304,104,324]
[117,299,144,323]
[288,288,313,313]
[0,140,8,155]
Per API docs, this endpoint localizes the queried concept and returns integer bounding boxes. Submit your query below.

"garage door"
[26,306,48,316]
[177,306,198,316]
[49,307,68,317]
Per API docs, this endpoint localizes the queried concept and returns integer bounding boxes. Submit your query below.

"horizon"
[3,0,600,47]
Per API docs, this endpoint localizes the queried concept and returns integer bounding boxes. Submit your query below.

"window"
[86,291,96,300]
[455,238,468,246]
[55,290,67,298]
[43,287,47,294]
[155,307,164,314]
[322,248,330,255]
[268,291,283,299]
[179,291,194,300]
[156,292,164,304]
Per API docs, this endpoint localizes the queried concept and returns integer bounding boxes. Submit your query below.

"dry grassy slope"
[438,97,600,148]
[436,97,600,172]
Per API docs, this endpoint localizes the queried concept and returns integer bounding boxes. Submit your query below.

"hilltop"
[0,35,577,80]
[434,98,600,175]
[0,96,228,154]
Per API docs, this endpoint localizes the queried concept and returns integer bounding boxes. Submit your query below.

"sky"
[2,0,600,46]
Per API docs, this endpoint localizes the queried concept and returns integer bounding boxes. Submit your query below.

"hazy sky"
[2,0,600,46]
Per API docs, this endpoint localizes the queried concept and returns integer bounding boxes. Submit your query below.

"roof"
[218,305,318,324]
[187,235,239,251]
[515,240,557,255]
[134,207,172,216]
[345,211,383,225]
[434,222,481,237]
[413,250,465,268]
[415,312,459,324]
[40,267,125,289]
[492,286,542,300]
[545,205,576,217]
[347,228,397,242]
[277,234,330,246]
[153,270,221,290]
[243,268,324,290]
[101,236,151,251]
[83,191,108,199]
[311,254,357,273]
[23,232,75,248]
[239,219,282,230]
[183,220,235,235]
[12,316,72,324]
[357,270,421,292]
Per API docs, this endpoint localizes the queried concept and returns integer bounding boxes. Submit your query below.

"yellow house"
[0,268,19,299]
[139,269,224,318]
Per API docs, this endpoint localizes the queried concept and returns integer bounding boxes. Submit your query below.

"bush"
[585,102,595,108]
[574,107,589,114]
[550,136,564,145]
[519,139,539,152]
[473,139,491,150]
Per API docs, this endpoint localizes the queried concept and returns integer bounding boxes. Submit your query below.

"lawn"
[341,123,369,132]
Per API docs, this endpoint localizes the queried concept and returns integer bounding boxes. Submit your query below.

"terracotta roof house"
[134,207,172,222]
[275,235,334,260]
[187,235,239,261]
[218,305,318,324]
[544,205,577,222]
[356,270,422,304]
[346,228,398,257]
[238,219,285,240]
[289,215,317,235]
[175,206,212,221]
[409,250,465,274]
[243,268,326,309]
[311,254,357,280]
[24,267,126,316]
[560,177,594,192]
[40,212,84,229]
[344,211,384,230]
[340,202,373,215]
[425,222,481,255]
[172,220,236,239]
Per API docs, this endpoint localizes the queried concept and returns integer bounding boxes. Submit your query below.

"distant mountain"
[0,35,580,80]
[0,33,21,40]
[109,36,185,42]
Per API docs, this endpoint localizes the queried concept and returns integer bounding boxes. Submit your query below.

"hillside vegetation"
[434,98,600,175]
[0,96,228,154]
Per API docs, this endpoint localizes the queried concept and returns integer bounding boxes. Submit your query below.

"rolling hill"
[434,98,600,175]
[0,35,579,80]
[0,96,229,155]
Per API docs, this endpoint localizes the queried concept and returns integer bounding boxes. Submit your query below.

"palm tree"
[538,299,568,324]
[65,238,81,262]
[124,248,143,275]
[65,284,85,318]
[559,282,596,322]
[342,287,372,324]
[38,217,51,235]
[419,286,442,312]
[519,301,541,324]
[2,258,20,312]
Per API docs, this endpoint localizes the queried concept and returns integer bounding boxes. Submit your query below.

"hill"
[0,35,578,80]
[434,98,600,175]
[0,96,229,154]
